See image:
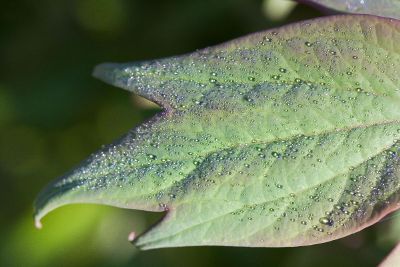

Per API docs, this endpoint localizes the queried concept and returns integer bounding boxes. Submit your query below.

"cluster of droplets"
[37,17,400,248]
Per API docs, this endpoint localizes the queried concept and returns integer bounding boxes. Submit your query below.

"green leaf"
[298,0,400,19]
[35,15,400,250]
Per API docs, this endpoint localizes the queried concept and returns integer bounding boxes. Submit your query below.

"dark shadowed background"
[0,0,399,266]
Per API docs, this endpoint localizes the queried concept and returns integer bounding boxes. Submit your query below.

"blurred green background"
[0,0,399,266]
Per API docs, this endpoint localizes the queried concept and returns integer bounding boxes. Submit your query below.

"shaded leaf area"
[35,15,400,250]
[297,0,400,19]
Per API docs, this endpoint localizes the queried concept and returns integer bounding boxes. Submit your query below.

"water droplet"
[334,204,342,210]
[319,217,332,226]
[346,0,366,12]
[264,37,272,42]
[148,154,157,160]
[305,41,313,47]
[271,151,281,158]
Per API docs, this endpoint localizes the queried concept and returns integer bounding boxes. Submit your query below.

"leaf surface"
[35,15,400,249]
[298,0,400,19]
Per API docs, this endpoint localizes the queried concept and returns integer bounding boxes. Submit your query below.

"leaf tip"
[33,193,56,230]
[128,231,136,242]
[34,218,43,229]
[92,63,121,86]
[33,177,80,230]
